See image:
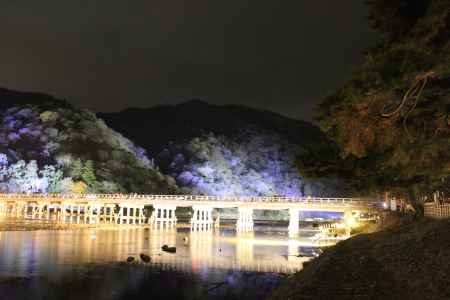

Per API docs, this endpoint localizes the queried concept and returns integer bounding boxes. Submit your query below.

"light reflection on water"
[0,225,315,278]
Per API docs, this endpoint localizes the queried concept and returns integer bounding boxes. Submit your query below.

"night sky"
[0,1,377,122]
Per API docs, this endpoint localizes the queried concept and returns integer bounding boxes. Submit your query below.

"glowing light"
[345,215,357,228]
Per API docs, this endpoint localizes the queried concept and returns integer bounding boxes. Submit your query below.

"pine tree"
[70,158,83,180]
[81,160,96,187]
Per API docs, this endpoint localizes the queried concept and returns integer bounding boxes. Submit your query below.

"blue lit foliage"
[0,155,67,193]
[165,131,338,197]
[0,104,178,194]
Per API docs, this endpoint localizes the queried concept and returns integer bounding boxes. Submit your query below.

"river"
[0,218,324,300]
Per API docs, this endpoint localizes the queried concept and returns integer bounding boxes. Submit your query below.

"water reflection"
[0,226,313,278]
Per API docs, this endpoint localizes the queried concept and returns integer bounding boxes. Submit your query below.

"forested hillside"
[0,88,178,194]
[100,101,345,197]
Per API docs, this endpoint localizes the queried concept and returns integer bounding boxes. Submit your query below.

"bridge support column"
[80,205,87,223]
[129,206,138,225]
[90,205,101,224]
[236,207,254,232]
[127,206,131,224]
[13,202,19,218]
[46,204,51,220]
[100,205,114,224]
[85,205,91,223]
[126,206,136,224]
[70,204,77,223]
[288,239,299,262]
[288,208,300,237]
[59,204,65,223]
[35,203,42,219]
[191,206,213,231]
[76,204,81,224]
[134,205,144,224]
[30,205,37,219]
[151,205,177,229]
[0,203,5,216]
[109,205,116,223]
[117,205,128,225]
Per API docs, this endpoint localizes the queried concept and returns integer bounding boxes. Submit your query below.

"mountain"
[0,87,71,110]
[99,100,325,157]
[0,87,346,197]
[0,87,178,194]
[99,101,346,197]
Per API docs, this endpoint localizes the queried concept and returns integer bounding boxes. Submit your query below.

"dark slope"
[0,87,71,110]
[270,218,450,300]
[99,100,327,158]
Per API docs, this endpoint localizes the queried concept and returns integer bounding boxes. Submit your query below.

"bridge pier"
[67,204,76,224]
[117,204,129,224]
[12,202,21,218]
[84,205,91,223]
[89,204,102,224]
[236,207,254,232]
[288,208,300,236]
[99,204,115,223]
[30,204,38,219]
[77,205,84,224]
[59,203,67,223]
[288,239,299,262]
[150,205,177,229]
[33,203,43,219]
[46,204,51,220]
[130,205,145,225]
[72,205,77,223]
[191,205,213,231]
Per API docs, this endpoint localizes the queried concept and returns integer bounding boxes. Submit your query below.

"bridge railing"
[0,193,380,207]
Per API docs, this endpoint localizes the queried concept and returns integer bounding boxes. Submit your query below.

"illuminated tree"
[72,181,87,193]
[70,158,83,180]
[299,0,450,207]
[166,131,336,197]
[40,165,63,193]
[0,153,8,181]
[81,160,96,188]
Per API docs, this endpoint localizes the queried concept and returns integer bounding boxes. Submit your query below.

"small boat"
[161,244,176,253]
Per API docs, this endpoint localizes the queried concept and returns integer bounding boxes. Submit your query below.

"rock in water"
[161,245,176,253]
[140,253,151,263]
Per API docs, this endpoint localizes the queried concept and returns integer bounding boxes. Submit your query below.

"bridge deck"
[0,193,381,211]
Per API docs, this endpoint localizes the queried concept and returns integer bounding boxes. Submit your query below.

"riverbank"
[269,217,450,300]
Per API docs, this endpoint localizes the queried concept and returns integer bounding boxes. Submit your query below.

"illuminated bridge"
[0,193,383,234]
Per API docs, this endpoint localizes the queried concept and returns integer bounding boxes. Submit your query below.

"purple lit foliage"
[0,156,68,193]
[165,131,333,197]
[0,104,176,194]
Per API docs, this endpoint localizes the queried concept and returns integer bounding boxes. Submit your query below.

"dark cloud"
[0,0,377,121]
